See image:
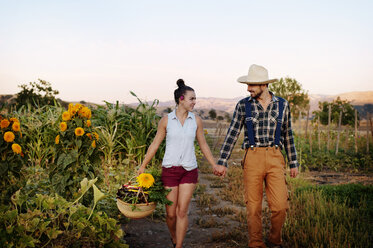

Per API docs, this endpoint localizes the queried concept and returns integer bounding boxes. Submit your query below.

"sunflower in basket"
[116,172,172,219]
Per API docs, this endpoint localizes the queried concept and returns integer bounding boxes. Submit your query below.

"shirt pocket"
[251,112,260,126]
[269,110,279,126]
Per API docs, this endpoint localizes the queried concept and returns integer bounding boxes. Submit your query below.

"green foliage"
[147,167,172,206]
[15,79,59,110]
[354,104,373,118]
[296,184,373,217]
[0,179,127,248]
[92,92,165,168]
[0,115,25,203]
[14,104,60,168]
[284,182,372,247]
[50,103,101,200]
[269,77,309,118]
[209,109,217,120]
[313,97,358,126]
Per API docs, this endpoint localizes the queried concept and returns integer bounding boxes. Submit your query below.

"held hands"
[212,164,227,178]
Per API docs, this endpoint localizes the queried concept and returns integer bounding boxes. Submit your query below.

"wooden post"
[335,109,343,155]
[318,116,321,151]
[327,104,331,151]
[298,111,302,137]
[354,109,358,154]
[367,113,370,153]
[309,122,313,155]
[305,107,310,140]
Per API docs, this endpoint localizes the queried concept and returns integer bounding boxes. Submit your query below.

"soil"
[121,168,372,248]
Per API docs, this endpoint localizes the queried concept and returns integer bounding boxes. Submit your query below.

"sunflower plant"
[0,115,25,202]
[50,103,101,200]
[116,169,172,207]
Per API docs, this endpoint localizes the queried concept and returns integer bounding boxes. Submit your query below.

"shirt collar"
[170,109,193,120]
[247,91,278,103]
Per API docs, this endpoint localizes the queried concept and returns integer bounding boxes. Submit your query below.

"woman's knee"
[166,213,176,221]
[176,208,188,219]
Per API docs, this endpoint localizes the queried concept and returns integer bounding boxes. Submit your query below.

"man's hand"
[290,167,299,178]
[213,164,227,178]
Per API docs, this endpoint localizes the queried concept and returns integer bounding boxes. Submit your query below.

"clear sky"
[1,0,372,104]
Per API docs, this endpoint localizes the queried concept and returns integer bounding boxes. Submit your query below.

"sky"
[0,0,372,105]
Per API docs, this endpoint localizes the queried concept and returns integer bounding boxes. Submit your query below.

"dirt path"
[121,168,247,248]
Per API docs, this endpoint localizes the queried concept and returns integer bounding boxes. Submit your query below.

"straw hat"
[237,64,277,84]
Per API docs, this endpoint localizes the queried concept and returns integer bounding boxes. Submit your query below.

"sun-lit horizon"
[1,0,372,104]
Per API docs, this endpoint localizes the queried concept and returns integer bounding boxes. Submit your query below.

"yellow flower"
[79,107,92,119]
[86,120,91,127]
[55,135,60,144]
[136,173,155,188]
[62,111,71,121]
[1,119,10,129]
[86,133,92,139]
[4,131,15,143]
[60,122,67,132]
[10,117,19,123]
[93,132,99,141]
[12,143,22,154]
[91,140,96,148]
[75,127,85,136]
[12,122,21,132]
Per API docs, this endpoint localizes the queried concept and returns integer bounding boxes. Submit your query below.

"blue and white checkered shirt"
[217,94,299,168]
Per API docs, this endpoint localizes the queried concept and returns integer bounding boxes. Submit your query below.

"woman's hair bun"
[176,79,185,88]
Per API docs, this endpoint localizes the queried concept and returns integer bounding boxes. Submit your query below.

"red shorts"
[161,166,198,187]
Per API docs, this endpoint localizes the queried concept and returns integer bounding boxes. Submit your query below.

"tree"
[313,97,358,126]
[208,109,217,120]
[269,77,309,118]
[15,79,59,109]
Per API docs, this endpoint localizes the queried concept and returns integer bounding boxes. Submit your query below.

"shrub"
[0,115,25,203]
[50,103,101,200]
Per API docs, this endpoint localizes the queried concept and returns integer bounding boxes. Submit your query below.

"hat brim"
[237,76,277,85]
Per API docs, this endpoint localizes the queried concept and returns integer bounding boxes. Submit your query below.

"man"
[217,64,299,248]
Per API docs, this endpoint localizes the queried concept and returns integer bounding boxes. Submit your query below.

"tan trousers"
[242,147,289,248]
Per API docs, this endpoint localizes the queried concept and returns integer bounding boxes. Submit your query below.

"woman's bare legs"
[175,183,196,248]
[165,186,179,245]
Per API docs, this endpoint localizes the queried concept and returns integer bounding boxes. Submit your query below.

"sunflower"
[1,119,10,129]
[11,143,22,154]
[10,117,19,123]
[55,135,60,144]
[86,120,91,127]
[4,131,15,143]
[60,122,67,132]
[93,132,99,141]
[62,111,71,121]
[86,133,92,139]
[12,122,20,132]
[136,173,155,188]
[75,127,85,136]
[91,140,96,148]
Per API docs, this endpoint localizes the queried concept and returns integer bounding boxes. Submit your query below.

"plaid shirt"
[217,93,299,168]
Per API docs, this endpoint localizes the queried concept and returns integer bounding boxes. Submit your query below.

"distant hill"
[144,91,373,115]
[2,91,372,118]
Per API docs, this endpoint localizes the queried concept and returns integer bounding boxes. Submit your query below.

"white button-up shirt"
[162,110,198,171]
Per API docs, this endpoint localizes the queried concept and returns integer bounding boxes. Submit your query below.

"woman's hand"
[212,164,227,178]
[137,165,146,175]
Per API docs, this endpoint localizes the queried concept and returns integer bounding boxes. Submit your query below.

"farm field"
[0,101,372,248]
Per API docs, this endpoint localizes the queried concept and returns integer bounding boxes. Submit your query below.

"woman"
[137,79,226,248]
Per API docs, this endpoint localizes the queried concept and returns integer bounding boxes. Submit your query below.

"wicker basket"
[117,198,156,219]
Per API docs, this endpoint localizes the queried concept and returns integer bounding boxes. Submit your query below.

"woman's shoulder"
[158,115,169,128]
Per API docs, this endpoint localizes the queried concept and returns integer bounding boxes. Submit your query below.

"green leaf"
[93,184,105,204]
